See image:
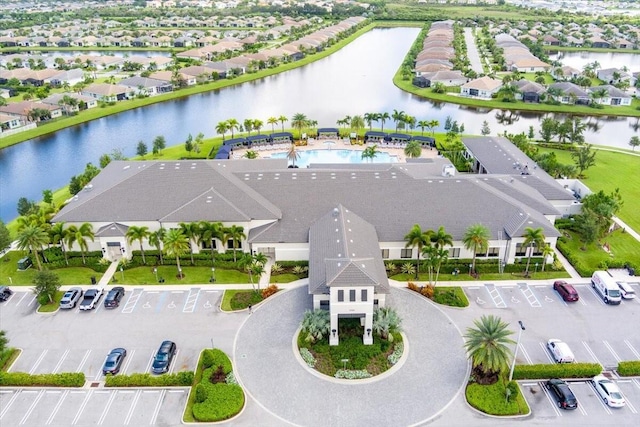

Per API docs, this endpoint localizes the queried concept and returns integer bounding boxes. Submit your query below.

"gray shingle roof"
[95,222,129,237]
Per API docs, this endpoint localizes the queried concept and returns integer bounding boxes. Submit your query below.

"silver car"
[59,287,83,309]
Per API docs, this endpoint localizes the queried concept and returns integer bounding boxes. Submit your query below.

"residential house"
[118,76,173,96]
[81,83,131,102]
[41,93,99,113]
[548,82,591,105]
[44,68,85,87]
[588,85,632,106]
[460,76,502,99]
[418,70,467,87]
[597,68,632,85]
[149,71,197,86]
[514,80,546,103]
[0,100,63,121]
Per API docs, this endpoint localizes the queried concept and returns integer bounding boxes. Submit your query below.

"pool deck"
[231,137,440,163]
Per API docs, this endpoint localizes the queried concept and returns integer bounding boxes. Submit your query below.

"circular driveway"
[234,286,469,427]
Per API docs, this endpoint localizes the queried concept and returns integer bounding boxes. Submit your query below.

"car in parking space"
[59,287,83,309]
[547,339,575,363]
[152,340,177,374]
[102,348,127,375]
[616,281,636,300]
[79,287,104,310]
[546,378,578,410]
[593,375,626,407]
[553,280,579,302]
[104,286,125,308]
[0,286,13,302]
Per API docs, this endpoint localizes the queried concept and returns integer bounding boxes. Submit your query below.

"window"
[337,290,344,302]
[400,248,412,259]
[488,247,499,257]
[349,289,356,302]
[202,240,216,249]
[381,249,389,259]
[361,289,367,302]
[448,247,460,258]
[515,243,526,256]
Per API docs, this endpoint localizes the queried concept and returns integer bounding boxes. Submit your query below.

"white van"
[616,282,636,300]
[591,271,622,305]
[547,339,575,363]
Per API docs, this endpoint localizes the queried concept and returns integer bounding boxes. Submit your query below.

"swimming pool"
[270,149,398,167]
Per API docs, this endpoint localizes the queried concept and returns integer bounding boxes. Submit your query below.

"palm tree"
[267,116,278,133]
[148,228,166,265]
[126,226,150,265]
[253,119,263,134]
[16,225,49,270]
[65,223,94,265]
[179,222,200,265]
[215,121,229,141]
[463,224,490,274]
[278,115,288,132]
[224,225,246,262]
[287,143,300,167]
[243,118,253,136]
[240,253,266,292]
[226,118,240,139]
[432,248,449,286]
[404,140,422,158]
[372,306,402,341]
[417,120,429,135]
[290,113,308,139]
[463,315,515,384]
[49,222,69,265]
[300,309,330,343]
[363,112,376,130]
[404,224,431,279]
[361,144,379,162]
[350,115,365,137]
[522,227,545,277]
[379,112,390,132]
[199,221,224,266]
[427,119,439,136]
[431,226,453,250]
[541,244,554,272]
[163,228,189,279]
[391,109,406,131]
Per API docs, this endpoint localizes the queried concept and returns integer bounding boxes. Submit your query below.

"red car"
[553,280,579,302]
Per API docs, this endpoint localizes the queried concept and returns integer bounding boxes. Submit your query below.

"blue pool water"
[270,149,398,167]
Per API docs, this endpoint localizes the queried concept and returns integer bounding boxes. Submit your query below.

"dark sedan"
[104,286,125,308]
[102,348,127,375]
[546,378,578,410]
[152,341,176,374]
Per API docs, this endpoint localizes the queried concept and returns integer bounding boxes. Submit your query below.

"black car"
[152,341,176,374]
[104,287,125,308]
[0,286,13,302]
[102,348,127,375]
[546,378,578,410]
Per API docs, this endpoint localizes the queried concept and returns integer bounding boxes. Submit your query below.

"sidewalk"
[613,216,640,242]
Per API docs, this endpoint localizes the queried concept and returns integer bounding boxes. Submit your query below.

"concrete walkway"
[463,27,484,74]
[98,260,119,286]
[613,216,640,242]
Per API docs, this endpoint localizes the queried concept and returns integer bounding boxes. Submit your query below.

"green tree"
[32,270,61,305]
[361,144,379,163]
[267,116,278,132]
[65,223,95,265]
[240,253,266,292]
[244,150,258,159]
[17,197,38,216]
[571,143,597,177]
[391,109,406,131]
[179,222,200,265]
[629,136,640,151]
[152,135,166,155]
[481,120,490,136]
[404,224,431,279]
[184,133,194,155]
[372,306,402,341]
[541,244,554,272]
[215,121,229,141]
[300,309,330,343]
[0,220,11,253]
[278,115,288,132]
[199,221,224,266]
[224,225,246,262]
[287,143,301,167]
[42,189,54,206]
[16,225,49,270]
[149,228,165,265]
[567,117,586,144]
[136,141,148,157]
[539,117,557,143]
[404,140,422,158]
[99,154,111,168]
[0,330,8,355]
[463,315,515,384]
[163,228,189,279]
[291,113,309,139]
[522,227,545,277]
[378,112,390,132]
[577,209,600,250]
[227,118,240,139]
[126,226,150,265]
[581,189,623,236]
[49,222,69,266]
[463,224,490,274]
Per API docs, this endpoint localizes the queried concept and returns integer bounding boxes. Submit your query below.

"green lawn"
[466,380,529,416]
[270,273,303,284]
[220,290,263,311]
[0,251,99,286]
[559,229,640,273]
[114,265,250,285]
[538,147,640,232]
[37,290,64,313]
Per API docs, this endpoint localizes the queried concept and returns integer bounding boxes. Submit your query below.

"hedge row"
[192,383,244,422]
[0,372,85,387]
[386,258,548,274]
[618,361,640,376]
[513,363,602,380]
[202,349,232,372]
[556,239,593,277]
[105,371,194,387]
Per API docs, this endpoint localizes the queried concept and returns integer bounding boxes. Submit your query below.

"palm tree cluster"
[215,114,318,141]
[300,309,331,343]
[404,225,453,285]
[464,315,515,385]
[372,306,402,342]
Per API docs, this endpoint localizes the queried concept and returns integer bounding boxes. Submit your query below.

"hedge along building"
[52,148,568,270]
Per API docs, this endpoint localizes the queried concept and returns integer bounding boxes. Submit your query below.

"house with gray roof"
[548,82,590,105]
[118,76,173,96]
[588,85,632,106]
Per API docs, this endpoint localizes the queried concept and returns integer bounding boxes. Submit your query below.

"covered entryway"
[106,242,122,261]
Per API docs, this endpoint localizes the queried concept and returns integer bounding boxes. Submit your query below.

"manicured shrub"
[195,383,208,403]
[300,348,316,368]
[105,371,194,387]
[335,369,372,379]
[466,380,529,416]
[201,349,232,372]
[0,372,85,387]
[261,284,279,299]
[618,361,640,376]
[512,363,602,380]
[433,287,469,307]
[420,284,435,298]
[407,282,419,292]
[0,348,18,371]
[387,342,404,365]
[225,372,237,385]
[192,383,244,422]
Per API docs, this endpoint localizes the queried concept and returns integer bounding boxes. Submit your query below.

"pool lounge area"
[270,149,399,167]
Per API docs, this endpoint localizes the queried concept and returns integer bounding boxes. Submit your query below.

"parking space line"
[72,390,93,425]
[19,389,44,425]
[485,284,506,308]
[121,349,135,374]
[587,286,606,305]
[540,382,562,417]
[518,283,541,307]
[539,342,555,363]
[144,350,155,373]
[46,389,69,425]
[169,350,179,374]
[95,354,108,381]
[602,341,622,363]
[588,381,613,414]
[53,349,70,373]
[15,292,28,306]
[150,389,166,425]
[617,382,638,414]
[29,349,48,374]
[624,340,640,359]
[582,342,601,364]
[0,389,19,419]
[121,288,144,314]
[124,390,142,425]
[27,295,37,306]
[519,343,533,364]
[97,390,118,425]
[183,288,201,313]
[76,350,91,372]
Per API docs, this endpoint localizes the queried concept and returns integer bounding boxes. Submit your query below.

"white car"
[616,282,636,299]
[593,375,626,407]
[547,339,575,363]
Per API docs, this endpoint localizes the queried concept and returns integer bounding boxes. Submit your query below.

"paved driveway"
[234,286,469,427]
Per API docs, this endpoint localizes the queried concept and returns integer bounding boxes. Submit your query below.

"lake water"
[269,149,398,167]
[549,50,640,71]
[1,27,639,221]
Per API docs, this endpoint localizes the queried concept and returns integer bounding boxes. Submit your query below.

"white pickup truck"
[79,287,104,310]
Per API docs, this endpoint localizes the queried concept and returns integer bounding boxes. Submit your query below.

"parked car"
[152,340,177,374]
[79,287,104,310]
[547,339,575,363]
[616,281,636,300]
[593,375,626,407]
[102,348,127,375]
[104,287,125,308]
[546,378,578,410]
[0,286,13,302]
[59,287,83,309]
[553,280,579,302]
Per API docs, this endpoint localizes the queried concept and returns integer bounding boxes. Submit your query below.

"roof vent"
[123,165,130,170]
[333,208,339,217]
